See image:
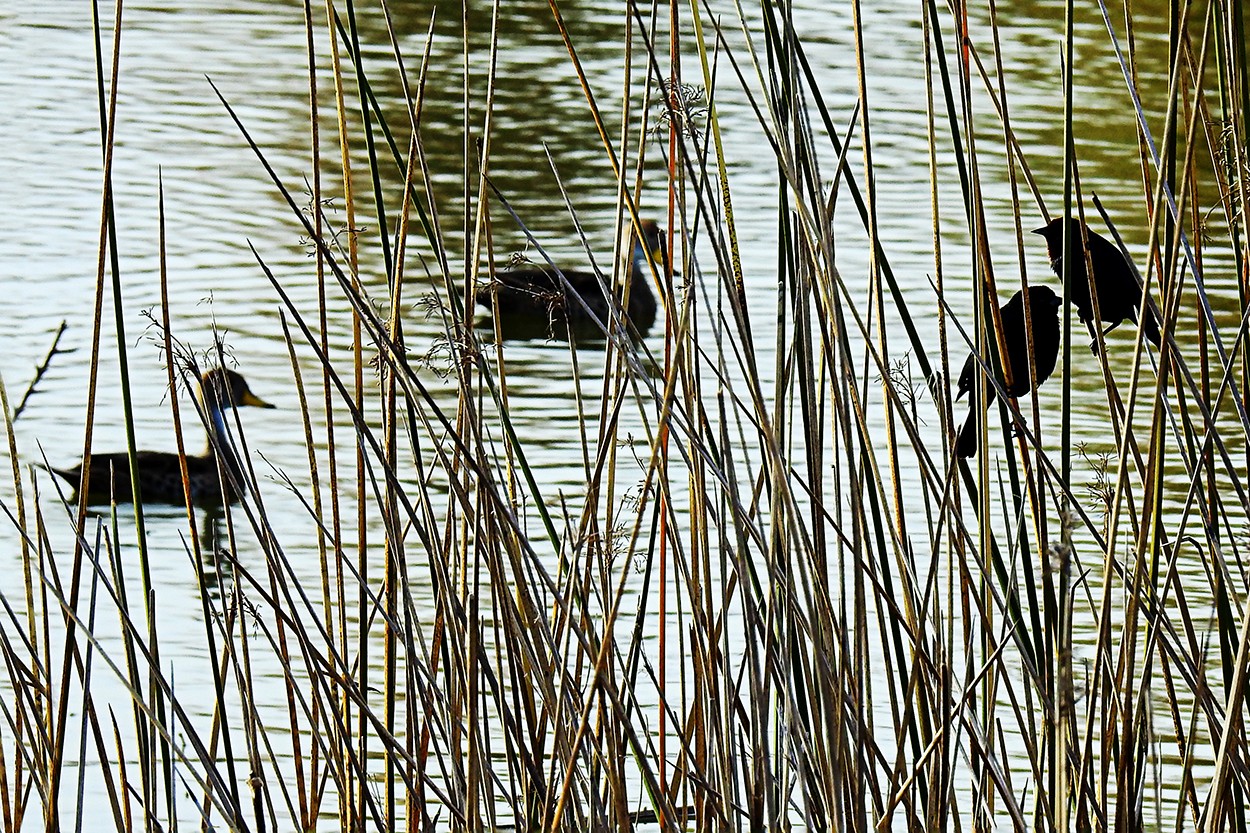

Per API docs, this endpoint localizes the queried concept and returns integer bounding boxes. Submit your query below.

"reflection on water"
[193,508,236,594]
[0,0,1235,828]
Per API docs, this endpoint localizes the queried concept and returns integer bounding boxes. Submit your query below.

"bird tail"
[955,381,1000,459]
[1142,305,1162,348]
[955,407,979,459]
[32,462,79,490]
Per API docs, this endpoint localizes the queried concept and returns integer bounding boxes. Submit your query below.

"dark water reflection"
[0,0,1234,827]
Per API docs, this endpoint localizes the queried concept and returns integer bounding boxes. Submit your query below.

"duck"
[475,219,665,337]
[47,367,275,506]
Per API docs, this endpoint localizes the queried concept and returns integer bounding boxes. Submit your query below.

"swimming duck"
[476,219,665,336]
[47,367,275,506]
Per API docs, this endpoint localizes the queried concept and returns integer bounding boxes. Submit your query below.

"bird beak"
[240,390,276,409]
[1031,227,1046,235]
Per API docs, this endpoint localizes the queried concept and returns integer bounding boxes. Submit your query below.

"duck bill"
[240,390,276,409]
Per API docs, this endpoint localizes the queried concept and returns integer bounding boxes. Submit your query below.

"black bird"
[476,220,664,337]
[1033,217,1161,353]
[47,367,275,506]
[955,285,1062,459]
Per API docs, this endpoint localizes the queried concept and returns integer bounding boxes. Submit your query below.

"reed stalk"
[6,1,1250,831]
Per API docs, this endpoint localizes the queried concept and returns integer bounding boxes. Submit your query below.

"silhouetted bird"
[475,220,664,338]
[1033,217,1161,353]
[955,285,1062,459]
[47,367,275,505]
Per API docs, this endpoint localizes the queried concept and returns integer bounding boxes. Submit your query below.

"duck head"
[632,220,668,279]
[200,367,275,413]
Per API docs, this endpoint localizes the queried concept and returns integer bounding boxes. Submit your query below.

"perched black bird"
[955,285,1062,459]
[475,220,664,337]
[1033,217,1161,353]
[47,367,275,506]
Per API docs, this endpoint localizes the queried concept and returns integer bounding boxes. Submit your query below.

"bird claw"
[1088,340,1101,357]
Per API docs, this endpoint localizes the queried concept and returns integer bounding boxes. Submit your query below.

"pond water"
[0,0,1236,829]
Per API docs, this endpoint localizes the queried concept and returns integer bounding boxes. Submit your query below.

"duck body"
[477,220,664,337]
[48,367,275,507]
[51,450,239,506]
[1033,217,1161,350]
[955,285,1062,458]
